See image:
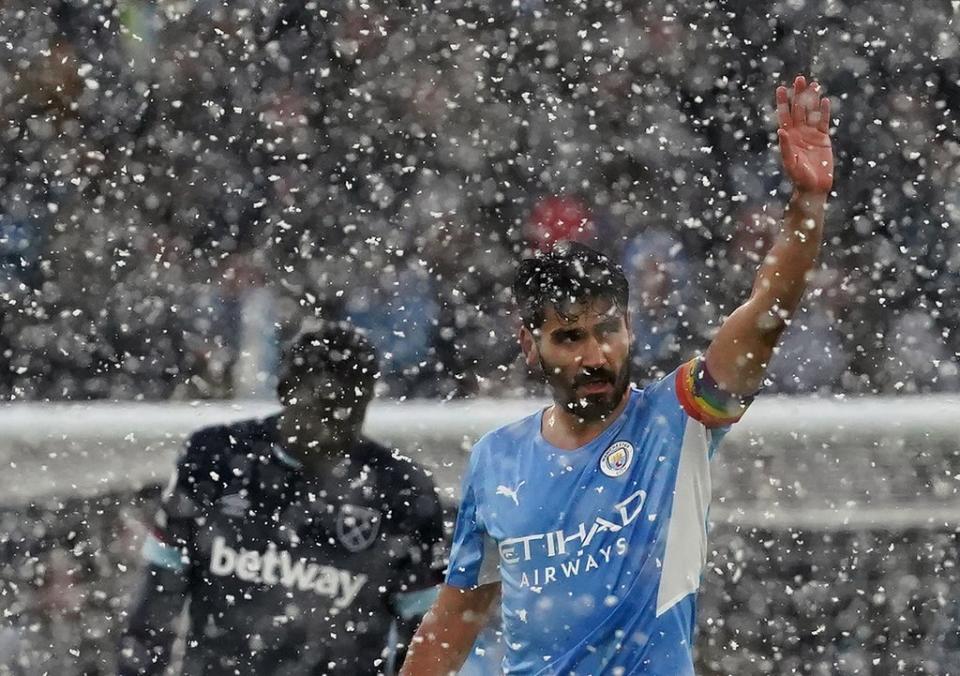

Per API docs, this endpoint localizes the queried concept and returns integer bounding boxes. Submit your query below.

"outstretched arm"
[705,75,834,395]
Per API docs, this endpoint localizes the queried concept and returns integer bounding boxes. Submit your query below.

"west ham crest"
[336,504,382,552]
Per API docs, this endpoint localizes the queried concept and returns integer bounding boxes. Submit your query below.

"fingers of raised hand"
[792,94,807,126]
[790,75,808,125]
[779,76,829,133]
[776,86,791,127]
[816,97,831,134]
[794,75,807,96]
[801,82,822,127]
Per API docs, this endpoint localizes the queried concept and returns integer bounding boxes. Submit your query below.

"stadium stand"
[1,0,959,401]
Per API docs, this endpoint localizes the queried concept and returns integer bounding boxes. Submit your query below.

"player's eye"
[597,321,621,336]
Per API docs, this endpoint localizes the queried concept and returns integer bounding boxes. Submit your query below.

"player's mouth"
[577,380,612,395]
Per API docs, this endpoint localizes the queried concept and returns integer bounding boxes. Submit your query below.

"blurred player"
[119,321,445,675]
[401,75,834,674]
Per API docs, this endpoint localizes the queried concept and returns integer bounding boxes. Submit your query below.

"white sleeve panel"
[476,533,502,586]
[656,417,712,617]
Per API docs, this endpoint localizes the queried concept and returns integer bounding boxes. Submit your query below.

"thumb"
[778,129,799,170]
[777,129,792,155]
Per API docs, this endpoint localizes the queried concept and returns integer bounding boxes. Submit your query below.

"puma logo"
[496,481,526,507]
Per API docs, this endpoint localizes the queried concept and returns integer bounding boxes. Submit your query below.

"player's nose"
[577,335,606,368]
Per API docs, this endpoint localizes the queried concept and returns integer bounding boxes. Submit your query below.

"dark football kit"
[119,415,444,676]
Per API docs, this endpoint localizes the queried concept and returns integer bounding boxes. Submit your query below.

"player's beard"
[278,393,366,457]
[539,352,632,423]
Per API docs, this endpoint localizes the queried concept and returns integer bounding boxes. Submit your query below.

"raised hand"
[776,75,834,195]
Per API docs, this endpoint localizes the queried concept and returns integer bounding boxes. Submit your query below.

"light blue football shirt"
[446,368,729,675]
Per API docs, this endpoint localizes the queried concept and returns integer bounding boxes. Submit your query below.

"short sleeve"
[391,462,447,594]
[142,427,226,572]
[445,447,500,589]
[673,356,755,429]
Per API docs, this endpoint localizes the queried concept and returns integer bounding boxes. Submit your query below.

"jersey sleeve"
[641,357,755,458]
[144,426,228,568]
[445,443,500,589]
[119,426,226,675]
[390,459,448,595]
[673,356,755,429]
[386,458,449,660]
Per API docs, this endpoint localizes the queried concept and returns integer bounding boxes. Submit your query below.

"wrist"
[790,191,828,215]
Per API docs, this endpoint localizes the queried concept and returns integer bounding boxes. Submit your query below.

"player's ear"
[519,325,539,368]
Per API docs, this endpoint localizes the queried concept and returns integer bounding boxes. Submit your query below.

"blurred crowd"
[2,0,960,401]
[2,489,959,675]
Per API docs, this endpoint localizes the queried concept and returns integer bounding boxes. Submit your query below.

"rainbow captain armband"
[675,356,755,427]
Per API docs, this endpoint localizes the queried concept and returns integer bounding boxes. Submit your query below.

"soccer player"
[400,75,833,675]
[118,321,445,675]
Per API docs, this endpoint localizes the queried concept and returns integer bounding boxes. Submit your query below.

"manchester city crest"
[600,441,634,478]
[335,504,382,553]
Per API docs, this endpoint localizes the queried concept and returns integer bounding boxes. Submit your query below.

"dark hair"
[513,241,629,331]
[276,320,379,403]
